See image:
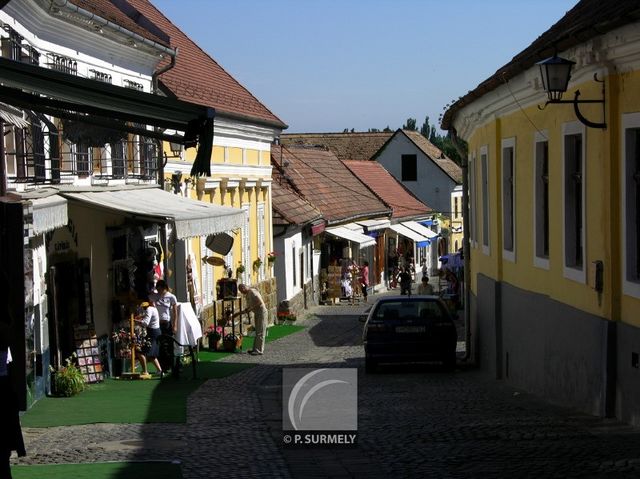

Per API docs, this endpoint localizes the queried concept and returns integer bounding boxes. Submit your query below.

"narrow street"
[16,292,640,478]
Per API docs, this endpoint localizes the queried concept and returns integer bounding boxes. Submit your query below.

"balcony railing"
[3,117,160,185]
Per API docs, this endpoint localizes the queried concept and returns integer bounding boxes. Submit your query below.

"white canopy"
[63,187,244,239]
[389,223,430,244]
[402,220,438,239]
[356,218,391,232]
[326,226,376,249]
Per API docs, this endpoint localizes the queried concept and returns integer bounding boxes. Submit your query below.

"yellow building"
[442,0,640,424]
[130,1,287,322]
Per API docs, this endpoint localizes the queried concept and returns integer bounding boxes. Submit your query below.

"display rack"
[213,294,244,352]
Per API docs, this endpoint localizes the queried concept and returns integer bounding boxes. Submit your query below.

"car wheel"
[443,352,456,372]
[365,356,377,374]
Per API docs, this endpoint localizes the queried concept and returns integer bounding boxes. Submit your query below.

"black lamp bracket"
[538,73,606,129]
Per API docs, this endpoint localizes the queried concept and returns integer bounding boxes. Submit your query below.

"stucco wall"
[477,274,610,418]
[376,133,457,213]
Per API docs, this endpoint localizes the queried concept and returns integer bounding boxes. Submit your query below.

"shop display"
[74,327,104,383]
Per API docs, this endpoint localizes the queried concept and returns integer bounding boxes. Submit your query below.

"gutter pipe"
[450,128,472,363]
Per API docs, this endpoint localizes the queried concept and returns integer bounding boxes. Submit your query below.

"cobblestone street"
[14,294,640,478]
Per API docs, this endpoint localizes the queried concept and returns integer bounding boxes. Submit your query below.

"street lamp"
[536,54,606,129]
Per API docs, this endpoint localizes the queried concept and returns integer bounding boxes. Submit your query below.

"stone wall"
[277,278,317,321]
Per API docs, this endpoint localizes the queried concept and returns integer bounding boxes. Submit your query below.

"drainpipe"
[152,49,177,186]
[0,118,5,197]
[451,128,471,362]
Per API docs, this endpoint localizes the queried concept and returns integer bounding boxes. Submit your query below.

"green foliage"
[402,118,417,131]
[50,354,86,397]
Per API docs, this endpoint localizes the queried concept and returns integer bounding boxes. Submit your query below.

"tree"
[402,118,417,131]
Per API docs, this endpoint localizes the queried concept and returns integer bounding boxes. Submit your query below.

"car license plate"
[395,325,426,333]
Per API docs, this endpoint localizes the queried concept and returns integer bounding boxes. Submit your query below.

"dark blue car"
[362,296,457,373]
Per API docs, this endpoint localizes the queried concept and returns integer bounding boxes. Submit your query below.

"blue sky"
[153,0,578,133]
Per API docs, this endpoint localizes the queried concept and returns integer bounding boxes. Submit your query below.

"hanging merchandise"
[205,233,234,255]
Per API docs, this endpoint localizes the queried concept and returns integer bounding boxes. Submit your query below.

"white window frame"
[622,112,640,298]
[533,131,550,270]
[257,202,266,282]
[501,138,516,262]
[469,153,477,248]
[241,203,250,285]
[199,237,214,306]
[480,145,490,256]
[562,121,586,283]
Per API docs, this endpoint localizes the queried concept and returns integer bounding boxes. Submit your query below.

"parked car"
[362,295,457,373]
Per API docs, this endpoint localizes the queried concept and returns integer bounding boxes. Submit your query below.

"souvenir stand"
[214,278,244,352]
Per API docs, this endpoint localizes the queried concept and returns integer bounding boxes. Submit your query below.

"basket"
[223,336,243,352]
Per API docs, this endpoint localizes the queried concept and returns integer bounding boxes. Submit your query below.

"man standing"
[238,284,268,356]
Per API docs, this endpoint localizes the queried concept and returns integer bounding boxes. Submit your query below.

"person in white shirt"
[149,280,178,373]
[134,301,163,377]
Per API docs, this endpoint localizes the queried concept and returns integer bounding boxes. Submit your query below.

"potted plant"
[204,325,223,351]
[49,353,86,397]
[222,332,243,352]
[252,257,263,272]
[235,264,246,278]
[267,252,277,267]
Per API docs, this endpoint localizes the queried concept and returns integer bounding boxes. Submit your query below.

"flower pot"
[208,336,221,351]
[223,337,243,352]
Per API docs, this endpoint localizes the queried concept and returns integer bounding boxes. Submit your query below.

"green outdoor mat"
[199,323,305,361]
[21,323,304,428]
[12,461,181,479]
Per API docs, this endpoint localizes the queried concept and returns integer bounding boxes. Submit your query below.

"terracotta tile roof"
[271,166,323,226]
[401,130,462,184]
[442,0,640,130]
[271,144,391,224]
[68,0,170,46]
[281,132,393,161]
[126,0,287,129]
[343,160,432,220]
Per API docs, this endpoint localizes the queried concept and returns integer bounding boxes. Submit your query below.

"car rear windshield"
[373,300,446,322]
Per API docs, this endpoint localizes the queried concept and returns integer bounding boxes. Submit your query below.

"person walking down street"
[360,261,370,302]
[149,280,177,372]
[399,266,412,296]
[0,320,25,479]
[134,301,163,377]
[417,276,434,295]
[238,284,268,356]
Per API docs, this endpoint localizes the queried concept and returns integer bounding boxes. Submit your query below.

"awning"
[326,226,376,249]
[0,102,29,128]
[402,220,438,240]
[356,218,391,232]
[32,195,68,235]
[0,57,215,176]
[389,223,430,247]
[342,222,365,234]
[62,187,244,239]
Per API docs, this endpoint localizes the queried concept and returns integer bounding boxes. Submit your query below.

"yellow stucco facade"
[464,68,640,326]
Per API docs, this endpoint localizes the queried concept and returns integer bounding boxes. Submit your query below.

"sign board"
[327,265,342,299]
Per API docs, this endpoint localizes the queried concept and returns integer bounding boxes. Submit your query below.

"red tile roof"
[68,0,170,46]
[343,160,432,220]
[442,0,640,130]
[271,144,391,224]
[126,0,287,129]
[272,165,323,226]
[281,132,393,161]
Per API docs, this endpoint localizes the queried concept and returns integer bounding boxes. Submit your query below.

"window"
[502,139,515,261]
[481,146,490,254]
[75,142,90,177]
[563,123,585,282]
[110,141,126,178]
[454,197,459,218]
[534,133,550,268]
[257,203,265,281]
[469,155,477,246]
[292,244,297,287]
[623,113,640,297]
[401,154,417,181]
[242,204,250,284]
